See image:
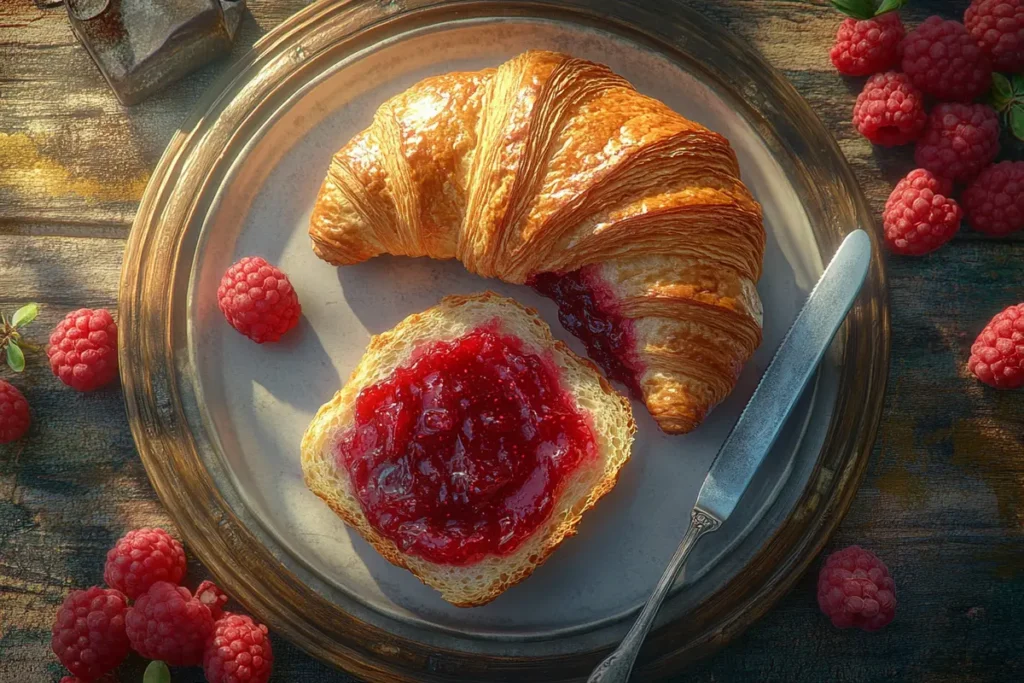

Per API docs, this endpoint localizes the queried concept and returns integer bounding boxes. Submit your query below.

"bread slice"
[301,292,635,607]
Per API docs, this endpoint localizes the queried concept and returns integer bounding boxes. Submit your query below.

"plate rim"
[119,1,890,681]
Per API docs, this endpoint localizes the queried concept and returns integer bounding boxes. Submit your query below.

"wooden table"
[1,1,1021,681]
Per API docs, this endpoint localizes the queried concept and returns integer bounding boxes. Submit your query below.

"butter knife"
[588,229,872,683]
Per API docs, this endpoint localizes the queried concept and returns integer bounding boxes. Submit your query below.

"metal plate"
[120,1,889,680]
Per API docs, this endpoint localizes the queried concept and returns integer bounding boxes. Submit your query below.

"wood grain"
[1,1,1021,682]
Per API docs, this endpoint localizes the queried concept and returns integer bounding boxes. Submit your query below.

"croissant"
[309,50,765,434]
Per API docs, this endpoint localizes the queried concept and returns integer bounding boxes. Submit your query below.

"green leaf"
[143,660,171,683]
[11,303,38,329]
[6,341,24,373]
[992,73,1013,111]
[1012,73,1024,95]
[875,0,907,15]
[830,0,876,20]
[1011,105,1024,143]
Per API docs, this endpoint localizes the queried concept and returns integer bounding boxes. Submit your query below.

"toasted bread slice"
[301,292,635,607]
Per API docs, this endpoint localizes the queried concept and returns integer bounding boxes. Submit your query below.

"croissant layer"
[310,50,765,433]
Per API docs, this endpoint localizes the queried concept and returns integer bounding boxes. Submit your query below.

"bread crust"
[301,292,636,607]
[309,50,765,434]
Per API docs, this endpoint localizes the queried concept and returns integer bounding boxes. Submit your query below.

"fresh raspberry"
[817,545,896,631]
[51,587,130,680]
[0,379,30,443]
[901,17,992,102]
[196,580,229,620]
[830,13,906,76]
[60,676,116,683]
[968,303,1024,389]
[46,308,118,391]
[204,613,274,683]
[962,161,1024,235]
[965,0,1024,72]
[914,104,1000,183]
[852,72,926,146]
[104,527,187,600]
[125,581,214,666]
[882,169,961,255]
[217,256,301,343]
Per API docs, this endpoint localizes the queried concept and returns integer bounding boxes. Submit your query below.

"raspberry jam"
[337,326,597,566]
[531,269,643,397]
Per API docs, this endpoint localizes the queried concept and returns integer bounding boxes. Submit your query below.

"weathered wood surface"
[1,0,1022,681]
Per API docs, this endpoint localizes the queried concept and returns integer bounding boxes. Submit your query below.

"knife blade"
[695,228,872,523]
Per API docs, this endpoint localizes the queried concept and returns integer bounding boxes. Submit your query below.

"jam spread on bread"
[337,327,597,566]
[531,268,643,398]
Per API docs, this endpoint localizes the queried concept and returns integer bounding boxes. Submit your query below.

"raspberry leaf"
[830,0,877,20]
[991,73,1013,110]
[144,660,171,683]
[10,303,38,329]
[1011,105,1024,143]
[832,0,905,19]
[6,340,24,373]
[874,0,906,15]
[990,74,1024,143]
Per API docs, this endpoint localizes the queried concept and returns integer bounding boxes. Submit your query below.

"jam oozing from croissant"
[337,327,597,566]
[531,269,644,398]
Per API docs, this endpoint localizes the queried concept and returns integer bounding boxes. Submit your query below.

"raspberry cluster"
[217,256,301,343]
[831,12,906,75]
[817,545,897,631]
[969,303,1024,389]
[882,169,962,255]
[828,3,1022,398]
[852,72,926,146]
[104,527,187,600]
[914,104,1001,183]
[965,0,1024,72]
[962,161,1024,235]
[46,308,119,392]
[0,379,30,444]
[901,17,992,102]
[51,528,274,683]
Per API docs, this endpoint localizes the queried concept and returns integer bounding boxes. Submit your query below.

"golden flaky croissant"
[309,51,765,434]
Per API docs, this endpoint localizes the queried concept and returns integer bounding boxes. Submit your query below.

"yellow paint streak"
[0,133,149,204]
[873,407,929,508]
[951,399,1024,531]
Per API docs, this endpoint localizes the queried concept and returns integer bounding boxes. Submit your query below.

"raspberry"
[218,256,301,343]
[962,161,1024,235]
[125,581,214,666]
[204,613,274,683]
[882,169,961,255]
[901,17,992,102]
[969,303,1024,389]
[104,527,187,600]
[965,0,1024,72]
[196,579,229,620]
[914,104,1000,183]
[852,72,926,146]
[817,545,896,631]
[830,13,906,76]
[60,676,116,683]
[46,308,118,392]
[51,587,130,680]
[0,379,30,443]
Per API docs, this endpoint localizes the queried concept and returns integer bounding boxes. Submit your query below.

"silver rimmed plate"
[121,1,888,680]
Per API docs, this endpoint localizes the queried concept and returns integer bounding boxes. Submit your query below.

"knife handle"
[587,509,721,683]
